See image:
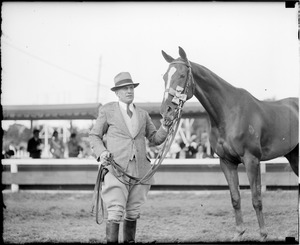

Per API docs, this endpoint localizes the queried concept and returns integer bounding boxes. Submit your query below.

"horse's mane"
[189,60,263,103]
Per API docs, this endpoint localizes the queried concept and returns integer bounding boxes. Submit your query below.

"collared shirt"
[119,101,139,161]
[118,101,138,137]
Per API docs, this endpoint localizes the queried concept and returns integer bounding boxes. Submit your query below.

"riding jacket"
[89,102,168,183]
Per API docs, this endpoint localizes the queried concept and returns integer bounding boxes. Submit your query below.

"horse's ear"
[162,50,175,63]
[178,46,188,61]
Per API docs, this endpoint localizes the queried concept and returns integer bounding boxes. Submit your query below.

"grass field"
[2,190,298,244]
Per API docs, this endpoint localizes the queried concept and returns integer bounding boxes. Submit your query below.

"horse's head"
[160,46,195,122]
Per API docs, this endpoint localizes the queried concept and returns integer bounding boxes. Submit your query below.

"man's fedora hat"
[111,72,139,91]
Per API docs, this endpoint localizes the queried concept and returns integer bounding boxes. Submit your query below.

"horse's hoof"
[232,229,246,242]
[232,234,243,242]
[260,232,268,242]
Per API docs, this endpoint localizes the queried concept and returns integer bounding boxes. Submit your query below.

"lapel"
[112,102,132,137]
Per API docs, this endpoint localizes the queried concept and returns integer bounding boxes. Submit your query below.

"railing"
[2,157,298,192]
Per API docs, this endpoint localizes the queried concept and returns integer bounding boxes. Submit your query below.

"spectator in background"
[148,144,159,159]
[169,139,181,159]
[3,149,15,159]
[201,130,211,157]
[50,130,65,158]
[186,135,198,159]
[179,141,187,159]
[196,144,208,159]
[27,129,43,159]
[67,133,83,158]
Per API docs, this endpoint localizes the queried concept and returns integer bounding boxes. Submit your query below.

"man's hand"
[99,150,113,166]
[162,117,173,130]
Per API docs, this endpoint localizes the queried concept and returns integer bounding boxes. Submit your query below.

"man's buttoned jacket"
[89,102,168,182]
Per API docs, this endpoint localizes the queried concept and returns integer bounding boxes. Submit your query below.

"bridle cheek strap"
[186,70,195,100]
[168,60,194,102]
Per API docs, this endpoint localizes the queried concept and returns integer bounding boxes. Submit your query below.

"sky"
[1,2,299,106]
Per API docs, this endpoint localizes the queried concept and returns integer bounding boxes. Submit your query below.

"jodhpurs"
[101,158,151,223]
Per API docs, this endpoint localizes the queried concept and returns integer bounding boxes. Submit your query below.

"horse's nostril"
[167,106,172,112]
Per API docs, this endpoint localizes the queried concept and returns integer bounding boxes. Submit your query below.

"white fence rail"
[2,158,298,192]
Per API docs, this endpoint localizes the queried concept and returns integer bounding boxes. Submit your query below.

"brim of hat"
[111,83,139,91]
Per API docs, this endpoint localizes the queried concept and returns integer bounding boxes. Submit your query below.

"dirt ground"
[2,190,298,244]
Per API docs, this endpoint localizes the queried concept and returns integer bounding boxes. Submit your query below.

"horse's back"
[275,97,298,113]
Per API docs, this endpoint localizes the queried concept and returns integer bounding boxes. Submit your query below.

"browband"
[170,60,191,68]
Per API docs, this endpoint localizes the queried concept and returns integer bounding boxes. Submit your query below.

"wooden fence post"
[11,163,19,192]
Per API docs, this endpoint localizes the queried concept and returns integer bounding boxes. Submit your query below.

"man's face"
[115,85,135,104]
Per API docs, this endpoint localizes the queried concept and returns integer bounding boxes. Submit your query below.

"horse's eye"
[180,74,185,78]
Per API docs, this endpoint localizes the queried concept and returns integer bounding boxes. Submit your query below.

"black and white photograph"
[2,1,299,244]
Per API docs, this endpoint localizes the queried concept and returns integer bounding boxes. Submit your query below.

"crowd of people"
[20,129,84,159]
[4,128,213,160]
[147,138,214,160]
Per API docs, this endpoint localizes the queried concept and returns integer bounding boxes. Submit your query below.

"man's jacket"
[89,102,168,182]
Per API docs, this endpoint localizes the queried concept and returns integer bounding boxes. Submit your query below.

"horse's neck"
[191,62,238,127]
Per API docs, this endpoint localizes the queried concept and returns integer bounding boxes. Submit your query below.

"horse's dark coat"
[160,47,298,241]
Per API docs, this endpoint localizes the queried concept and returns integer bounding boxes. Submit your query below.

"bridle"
[91,59,194,224]
[163,60,195,109]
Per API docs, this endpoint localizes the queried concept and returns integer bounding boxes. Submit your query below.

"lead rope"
[91,60,193,224]
[91,165,108,224]
[113,99,184,186]
[90,107,182,224]
[90,114,180,224]
[91,100,187,224]
[122,63,192,185]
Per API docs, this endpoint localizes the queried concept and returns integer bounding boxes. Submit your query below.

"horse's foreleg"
[243,153,267,241]
[220,159,245,241]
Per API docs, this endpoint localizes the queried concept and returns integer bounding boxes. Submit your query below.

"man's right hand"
[162,117,173,131]
[99,150,113,166]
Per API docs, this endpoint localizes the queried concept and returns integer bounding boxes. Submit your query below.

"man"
[27,129,43,159]
[67,133,83,158]
[50,130,65,159]
[89,72,171,243]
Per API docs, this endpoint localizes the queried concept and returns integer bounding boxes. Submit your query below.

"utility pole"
[96,55,102,103]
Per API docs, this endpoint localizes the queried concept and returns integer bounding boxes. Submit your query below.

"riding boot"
[123,219,137,243]
[106,220,119,244]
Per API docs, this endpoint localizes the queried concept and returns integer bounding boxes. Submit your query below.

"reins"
[91,105,183,224]
[91,59,194,224]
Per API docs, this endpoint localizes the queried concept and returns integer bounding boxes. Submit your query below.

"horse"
[160,46,299,241]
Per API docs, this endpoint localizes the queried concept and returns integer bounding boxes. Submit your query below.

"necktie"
[127,104,133,118]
